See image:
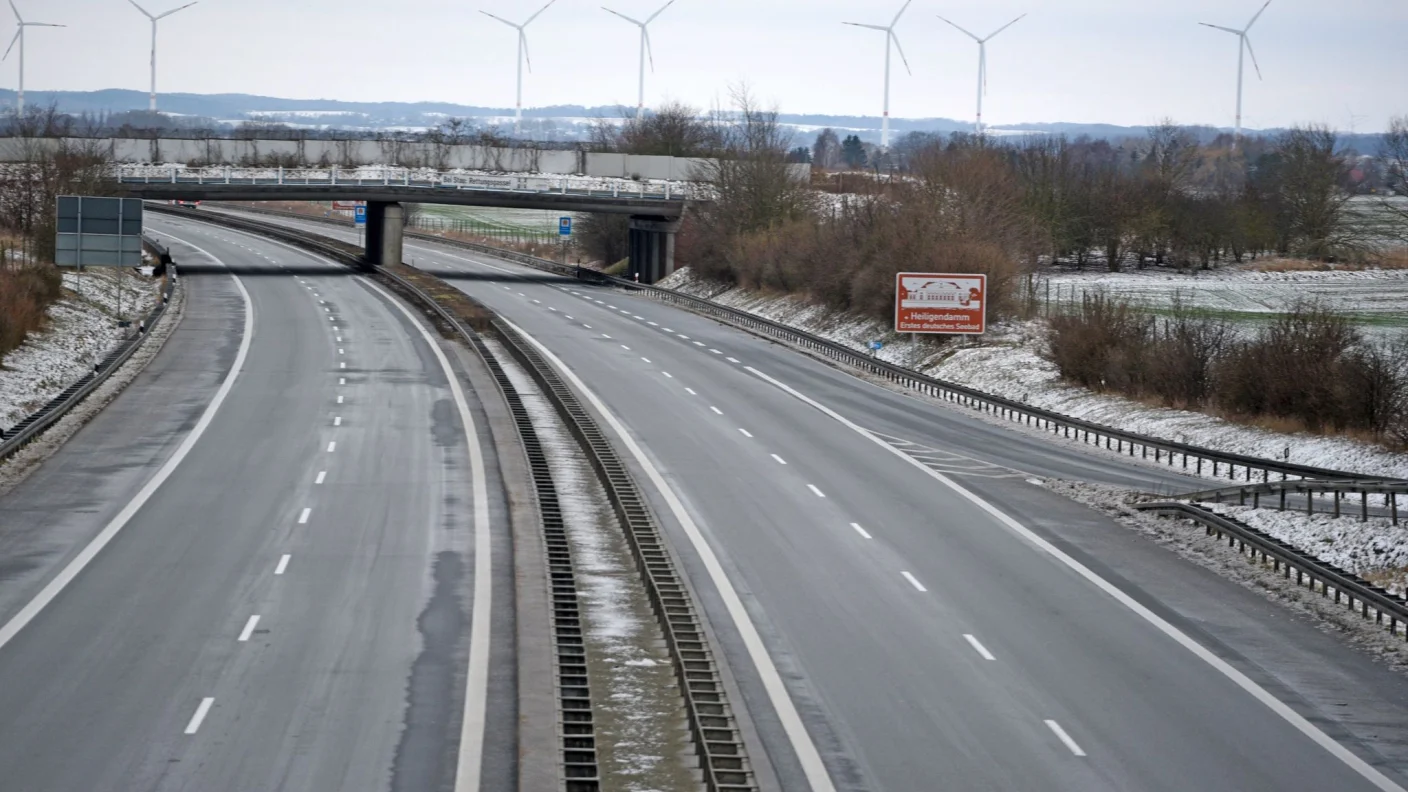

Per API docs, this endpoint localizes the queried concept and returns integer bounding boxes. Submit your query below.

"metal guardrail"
[1176,479,1407,524]
[206,203,1384,486]
[119,165,694,201]
[1134,502,1408,641]
[0,240,178,462]
[163,205,756,792]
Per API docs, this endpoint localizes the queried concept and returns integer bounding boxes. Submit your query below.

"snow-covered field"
[657,268,1408,480]
[0,268,160,434]
[1037,265,1408,335]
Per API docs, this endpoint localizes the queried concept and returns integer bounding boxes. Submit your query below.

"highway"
[0,219,511,792]
[229,211,1408,791]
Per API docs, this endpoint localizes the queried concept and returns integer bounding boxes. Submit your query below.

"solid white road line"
[901,572,928,592]
[709,406,723,415]
[358,279,493,792]
[743,365,1407,792]
[1045,720,1087,757]
[739,428,754,438]
[850,522,873,539]
[327,442,337,453]
[807,484,826,498]
[0,232,255,656]
[771,454,788,465]
[298,508,311,525]
[964,634,996,660]
[315,471,327,485]
[274,555,290,575]
[496,316,836,792]
[238,615,261,642]
[185,698,215,735]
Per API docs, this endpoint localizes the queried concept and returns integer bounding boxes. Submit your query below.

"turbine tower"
[4,1,64,116]
[843,0,913,149]
[602,1,677,120]
[126,0,199,113]
[482,0,558,137]
[1200,0,1272,148]
[936,12,1026,135]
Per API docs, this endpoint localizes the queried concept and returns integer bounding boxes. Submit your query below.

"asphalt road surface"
[234,211,1408,792]
[0,218,510,792]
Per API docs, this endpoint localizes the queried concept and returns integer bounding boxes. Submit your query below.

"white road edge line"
[901,571,927,592]
[274,554,290,575]
[0,231,255,655]
[964,634,996,661]
[742,365,1406,792]
[185,697,215,735]
[496,316,836,792]
[358,279,493,792]
[850,522,873,539]
[238,615,261,642]
[1045,720,1087,757]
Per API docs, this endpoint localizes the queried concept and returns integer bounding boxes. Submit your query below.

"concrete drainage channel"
[157,206,756,791]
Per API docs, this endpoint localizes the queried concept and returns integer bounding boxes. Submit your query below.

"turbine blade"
[985,13,1026,41]
[890,0,912,28]
[602,7,643,25]
[28,22,63,26]
[155,0,198,20]
[891,31,912,76]
[645,27,655,72]
[1199,22,1242,35]
[524,0,557,26]
[521,30,532,73]
[2,29,19,61]
[7,0,19,24]
[935,14,979,41]
[126,0,155,19]
[480,10,520,29]
[1245,0,1272,31]
[1244,35,1263,80]
[843,22,889,32]
[646,0,675,24]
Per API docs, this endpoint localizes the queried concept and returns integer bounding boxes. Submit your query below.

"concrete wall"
[0,136,813,183]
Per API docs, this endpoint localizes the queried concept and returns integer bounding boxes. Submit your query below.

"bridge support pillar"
[627,215,682,285]
[364,201,404,268]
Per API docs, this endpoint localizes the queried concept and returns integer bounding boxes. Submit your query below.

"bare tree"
[1381,116,1408,243]
[812,128,841,170]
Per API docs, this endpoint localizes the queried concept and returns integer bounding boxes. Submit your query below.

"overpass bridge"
[115,165,695,282]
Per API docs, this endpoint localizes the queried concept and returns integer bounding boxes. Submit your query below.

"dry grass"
[1250,250,1408,272]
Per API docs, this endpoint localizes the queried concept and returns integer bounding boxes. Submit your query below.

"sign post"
[895,272,988,337]
[559,216,572,268]
[354,204,367,247]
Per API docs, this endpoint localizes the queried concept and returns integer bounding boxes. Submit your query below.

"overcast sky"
[10,0,1407,131]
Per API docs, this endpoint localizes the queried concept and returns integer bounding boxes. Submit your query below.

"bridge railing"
[115,165,696,201]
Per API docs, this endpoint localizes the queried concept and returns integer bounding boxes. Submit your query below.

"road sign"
[895,272,987,335]
[869,341,884,351]
[559,216,573,236]
[354,205,368,225]
[332,200,365,211]
[55,196,144,267]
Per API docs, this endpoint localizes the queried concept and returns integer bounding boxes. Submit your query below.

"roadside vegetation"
[1048,296,1408,448]
[0,105,114,365]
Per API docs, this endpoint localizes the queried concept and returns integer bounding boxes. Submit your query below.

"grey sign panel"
[55,196,145,267]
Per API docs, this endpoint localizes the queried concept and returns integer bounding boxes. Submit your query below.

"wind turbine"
[601,1,676,120]
[843,0,913,149]
[936,12,1026,135]
[126,0,199,113]
[482,0,558,137]
[4,1,64,116]
[1200,0,1272,148]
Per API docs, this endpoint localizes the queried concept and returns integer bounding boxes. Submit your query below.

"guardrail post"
[1393,494,1399,526]
[1280,489,1287,511]
[1334,492,1341,518]
[225,166,231,185]
[170,168,176,184]
[1361,491,1368,522]
[278,166,284,185]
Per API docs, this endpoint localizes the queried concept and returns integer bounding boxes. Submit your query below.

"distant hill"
[0,88,1387,151]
